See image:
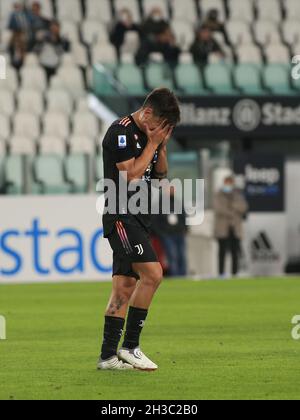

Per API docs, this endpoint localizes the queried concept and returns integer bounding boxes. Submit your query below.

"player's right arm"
[117,121,172,182]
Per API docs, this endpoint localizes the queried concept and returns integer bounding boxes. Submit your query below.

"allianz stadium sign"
[176,97,300,139]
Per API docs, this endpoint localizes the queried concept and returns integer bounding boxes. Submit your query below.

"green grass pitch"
[0,278,300,400]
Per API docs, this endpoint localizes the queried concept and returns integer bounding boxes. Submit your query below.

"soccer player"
[98,88,181,371]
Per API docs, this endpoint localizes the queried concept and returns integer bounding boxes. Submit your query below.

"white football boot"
[97,355,133,370]
[118,347,158,371]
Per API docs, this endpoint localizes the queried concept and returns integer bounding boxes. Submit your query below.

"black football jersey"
[102,115,158,237]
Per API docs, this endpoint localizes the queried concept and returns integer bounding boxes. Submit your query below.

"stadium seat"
[34,155,72,194]
[65,154,89,193]
[256,0,282,23]
[4,155,23,195]
[282,20,300,47]
[200,0,226,21]
[227,20,252,46]
[172,20,195,51]
[1,66,18,93]
[143,0,169,19]
[171,0,198,23]
[175,63,207,94]
[285,0,300,20]
[204,64,237,95]
[234,64,264,95]
[46,89,73,116]
[20,66,47,92]
[145,63,174,90]
[61,20,79,43]
[56,0,82,23]
[61,53,75,67]
[86,0,112,23]
[120,52,135,64]
[57,66,85,99]
[10,136,36,155]
[228,0,254,22]
[0,89,15,117]
[0,28,12,50]
[1,0,17,26]
[265,44,290,64]
[149,52,164,63]
[92,43,118,65]
[0,114,10,142]
[43,112,70,140]
[115,0,140,22]
[14,112,40,141]
[75,97,90,112]
[71,43,89,68]
[81,21,109,46]
[0,139,6,157]
[72,111,99,140]
[121,31,140,55]
[237,44,262,64]
[263,64,294,95]
[39,136,66,155]
[118,64,146,95]
[49,75,65,90]
[69,136,95,155]
[24,53,39,67]
[254,21,281,46]
[179,52,193,64]
[18,89,44,117]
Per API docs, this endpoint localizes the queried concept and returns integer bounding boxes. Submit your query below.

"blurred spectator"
[141,7,169,41]
[202,9,230,45]
[8,1,30,33]
[136,26,181,67]
[28,1,50,48]
[214,176,248,277]
[34,20,70,80]
[153,187,188,277]
[110,9,140,60]
[190,26,225,66]
[7,2,31,67]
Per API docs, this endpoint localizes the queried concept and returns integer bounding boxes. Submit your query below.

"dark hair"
[143,88,181,126]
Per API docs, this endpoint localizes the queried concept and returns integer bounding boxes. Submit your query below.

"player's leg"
[230,236,241,277]
[105,275,137,318]
[98,275,136,370]
[119,262,163,371]
[218,238,227,276]
[130,262,163,309]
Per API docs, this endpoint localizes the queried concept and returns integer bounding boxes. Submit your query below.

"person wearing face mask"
[110,8,140,60]
[214,176,248,277]
[141,7,169,41]
[202,9,230,45]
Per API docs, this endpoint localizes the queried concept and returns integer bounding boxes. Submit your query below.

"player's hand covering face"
[145,119,174,148]
[141,109,174,147]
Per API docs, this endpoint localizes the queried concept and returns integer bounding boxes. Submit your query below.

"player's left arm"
[152,126,173,180]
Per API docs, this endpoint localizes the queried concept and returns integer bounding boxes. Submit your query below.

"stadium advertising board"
[246,214,287,276]
[0,195,112,283]
[234,153,285,212]
[233,154,286,275]
[175,96,300,139]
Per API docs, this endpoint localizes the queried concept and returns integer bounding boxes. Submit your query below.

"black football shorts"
[107,220,158,280]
